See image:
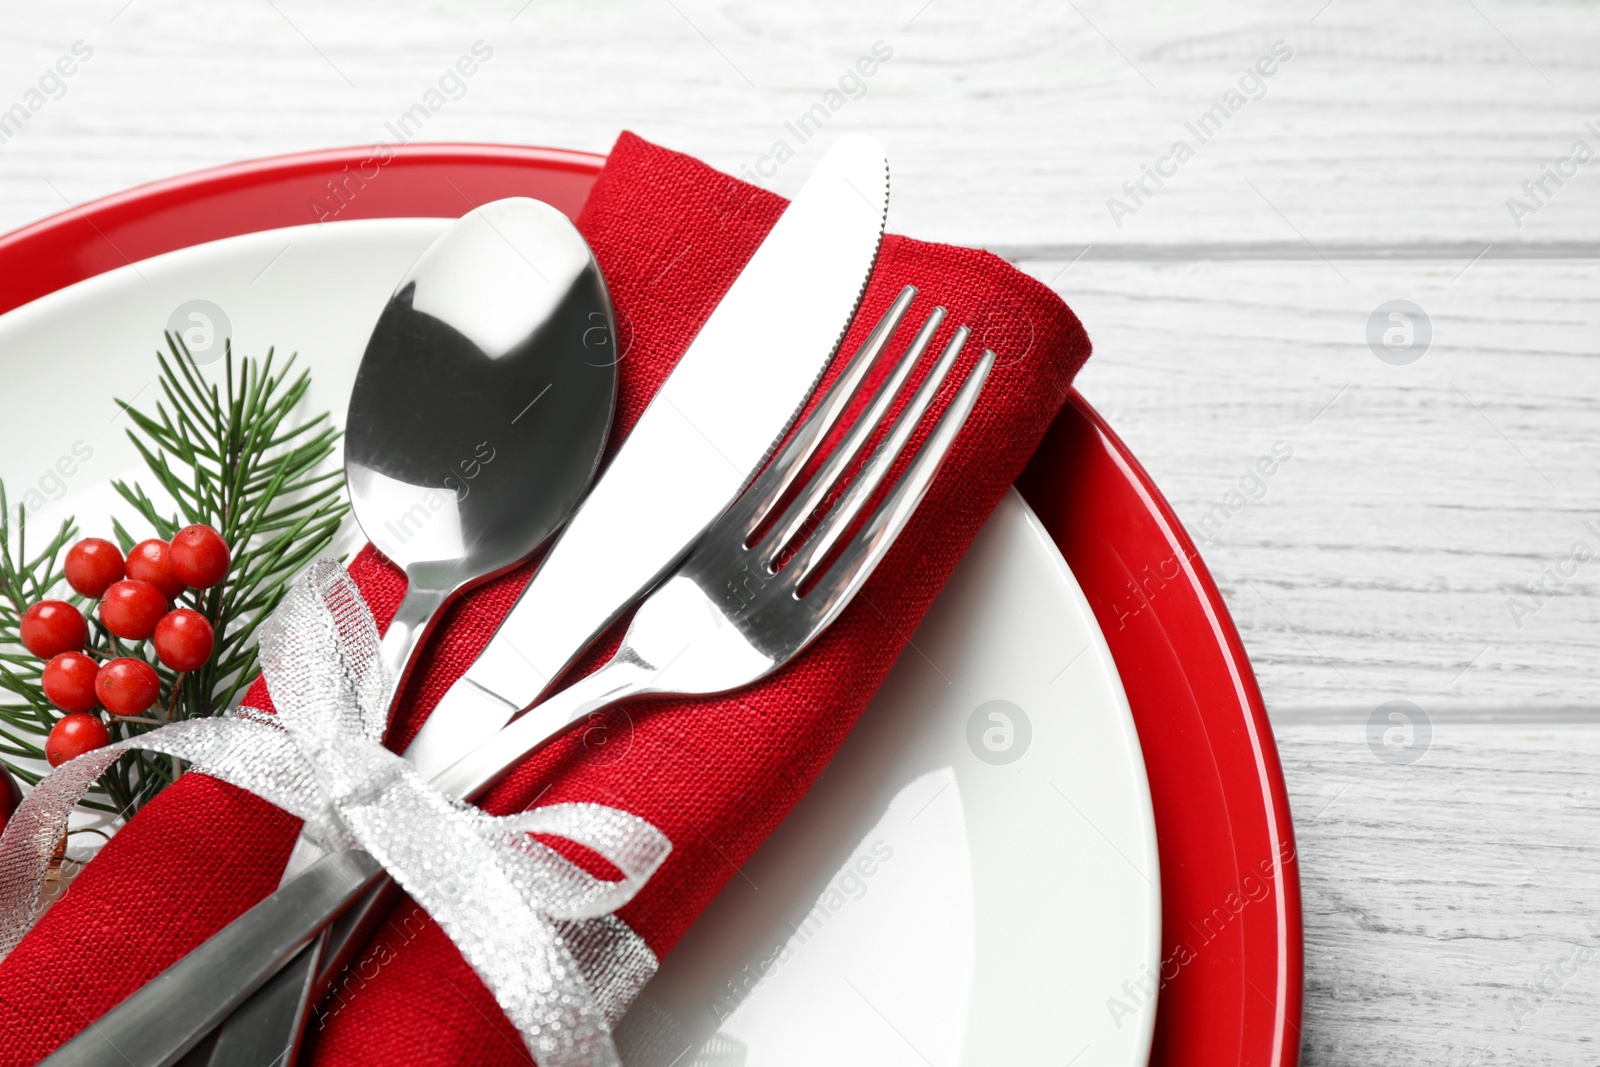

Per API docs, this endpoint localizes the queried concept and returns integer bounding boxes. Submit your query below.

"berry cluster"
[18,525,230,768]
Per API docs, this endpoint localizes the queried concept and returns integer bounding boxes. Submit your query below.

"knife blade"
[404,132,889,780]
[46,133,888,1067]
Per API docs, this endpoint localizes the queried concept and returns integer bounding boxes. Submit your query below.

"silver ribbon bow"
[0,559,670,1067]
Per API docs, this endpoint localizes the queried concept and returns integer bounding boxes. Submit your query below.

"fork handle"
[45,658,655,1067]
[430,654,654,799]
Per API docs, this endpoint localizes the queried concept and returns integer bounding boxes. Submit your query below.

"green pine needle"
[0,335,349,817]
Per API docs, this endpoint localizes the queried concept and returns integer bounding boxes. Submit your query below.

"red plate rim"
[0,143,1302,1067]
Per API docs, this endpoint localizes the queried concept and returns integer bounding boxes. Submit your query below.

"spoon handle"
[377,577,455,704]
[194,575,456,1065]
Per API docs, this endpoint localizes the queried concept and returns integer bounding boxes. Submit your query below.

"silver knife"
[45,133,889,1067]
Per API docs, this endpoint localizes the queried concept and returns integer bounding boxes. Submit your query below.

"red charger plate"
[0,143,1303,1067]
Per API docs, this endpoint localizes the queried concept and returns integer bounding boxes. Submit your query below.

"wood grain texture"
[1278,724,1600,1066]
[1,1,1596,1064]
[1034,257,1600,714]
[0,0,1597,250]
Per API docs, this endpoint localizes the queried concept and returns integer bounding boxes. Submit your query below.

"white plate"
[0,220,1160,1067]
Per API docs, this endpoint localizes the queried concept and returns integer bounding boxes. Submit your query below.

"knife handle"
[40,848,384,1067]
[198,877,404,1065]
[196,932,327,1066]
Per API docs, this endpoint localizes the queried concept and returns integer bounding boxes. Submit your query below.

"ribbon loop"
[491,803,673,921]
[0,560,667,1067]
[257,559,390,743]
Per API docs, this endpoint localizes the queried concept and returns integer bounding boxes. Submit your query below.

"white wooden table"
[3,2,1596,1062]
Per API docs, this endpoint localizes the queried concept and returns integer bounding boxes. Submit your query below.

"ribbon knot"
[0,560,670,1067]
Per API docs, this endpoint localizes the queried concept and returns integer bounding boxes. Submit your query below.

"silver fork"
[46,286,992,1067]
[432,284,993,802]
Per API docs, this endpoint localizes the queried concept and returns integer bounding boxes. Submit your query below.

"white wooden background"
[3,1,1597,1062]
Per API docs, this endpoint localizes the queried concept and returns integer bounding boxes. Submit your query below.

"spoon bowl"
[344,197,617,699]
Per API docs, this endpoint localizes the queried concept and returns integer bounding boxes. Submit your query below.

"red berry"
[153,609,214,671]
[125,539,185,600]
[64,538,125,598]
[0,763,20,829]
[99,580,168,640]
[42,652,100,714]
[45,712,111,766]
[19,600,88,658]
[169,525,230,589]
[95,658,160,717]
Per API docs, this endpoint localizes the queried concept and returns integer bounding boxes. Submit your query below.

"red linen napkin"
[0,132,1089,1064]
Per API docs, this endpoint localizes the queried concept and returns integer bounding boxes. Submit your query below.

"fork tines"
[716,284,994,628]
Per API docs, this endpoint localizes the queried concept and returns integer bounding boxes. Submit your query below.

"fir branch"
[0,336,349,816]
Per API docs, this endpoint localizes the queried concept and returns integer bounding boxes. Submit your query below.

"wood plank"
[1026,256,1600,713]
[1277,722,1600,1066]
[1,0,1597,249]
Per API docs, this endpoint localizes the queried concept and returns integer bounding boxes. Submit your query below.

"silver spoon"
[346,196,617,700]
[195,197,618,1066]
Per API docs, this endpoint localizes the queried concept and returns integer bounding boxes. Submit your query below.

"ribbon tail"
[554,915,661,1028]
[0,712,330,961]
[494,906,622,1067]
[338,763,626,1067]
[0,746,124,959]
